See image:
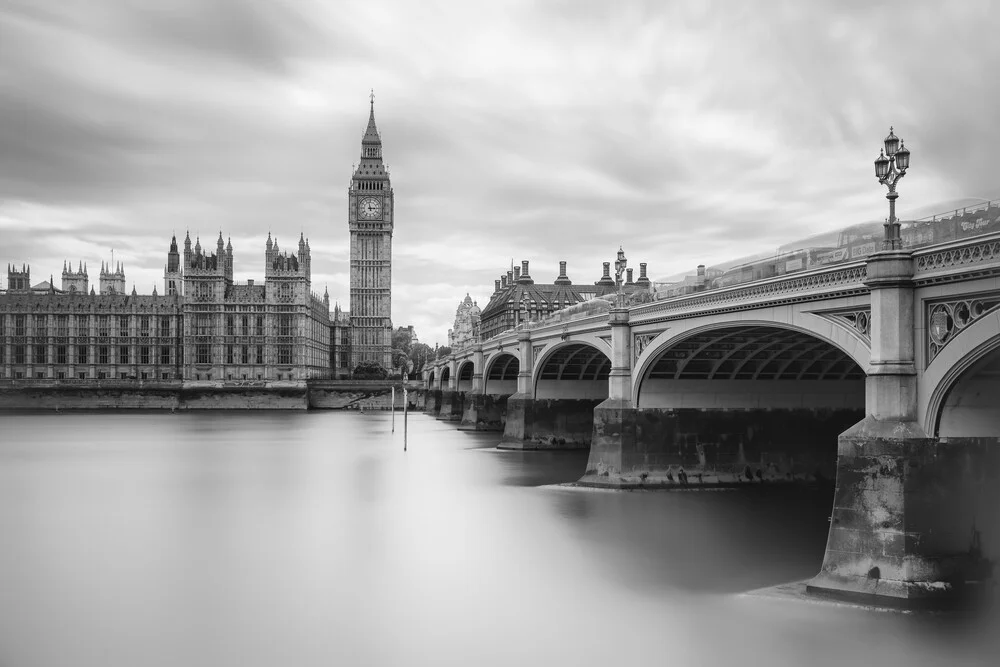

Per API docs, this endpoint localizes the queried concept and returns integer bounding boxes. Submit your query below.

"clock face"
[358,197,382,220]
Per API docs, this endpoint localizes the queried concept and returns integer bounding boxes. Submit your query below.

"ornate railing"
[630,261,869,321]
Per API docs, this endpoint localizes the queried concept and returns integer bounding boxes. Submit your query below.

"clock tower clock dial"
[358,197,383,220]
[347,93,394,372]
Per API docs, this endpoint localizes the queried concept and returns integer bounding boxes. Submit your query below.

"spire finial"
[370,88,375,112]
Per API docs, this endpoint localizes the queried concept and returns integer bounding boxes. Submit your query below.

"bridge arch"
[532,341,611,400]
[427,369,436,388]
[484,352,519,395]
[632,320,868,406]
[457,360,475,392]
[439,365,451,390]
[921,309,1000,436]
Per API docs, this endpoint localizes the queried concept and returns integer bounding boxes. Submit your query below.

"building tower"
[61,261,88,294]
[347,92,394,370]
[99,261,126,295]
[164,235,182,296]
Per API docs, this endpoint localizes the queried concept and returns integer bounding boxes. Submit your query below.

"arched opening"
[534,343,611,400]
[457,361,474,392]
[440,365,451,388]
[485,354,519,395]
[428,370,435,387]
[632,325,866,483]
[937,346,1000,437]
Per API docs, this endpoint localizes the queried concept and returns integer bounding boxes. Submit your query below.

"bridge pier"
[438,390,464,421]
[423,389,442,416]
[499,396,602,449]
[459,393,509,431]
[806,250,992,608]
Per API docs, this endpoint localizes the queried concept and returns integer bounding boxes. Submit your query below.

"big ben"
[348,93,394,370]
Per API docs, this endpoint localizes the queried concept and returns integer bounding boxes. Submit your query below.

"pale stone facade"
[448,294,481,351]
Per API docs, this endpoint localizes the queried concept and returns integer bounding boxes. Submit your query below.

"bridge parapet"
[629,261,869,324]
[912,231,1000,285]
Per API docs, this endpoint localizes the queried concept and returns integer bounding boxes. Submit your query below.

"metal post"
[403,387,408,451]
[391,386,395,432]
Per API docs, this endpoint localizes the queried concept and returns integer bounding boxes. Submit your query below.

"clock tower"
[348,93,394,371]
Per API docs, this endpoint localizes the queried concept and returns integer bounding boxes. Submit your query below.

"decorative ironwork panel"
[926,294,1000,363]
[633,332,661,363]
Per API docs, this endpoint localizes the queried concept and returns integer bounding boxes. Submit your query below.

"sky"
[2,0,1000,346]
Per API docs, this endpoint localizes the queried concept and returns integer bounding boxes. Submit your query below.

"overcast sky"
[2,1,999,345]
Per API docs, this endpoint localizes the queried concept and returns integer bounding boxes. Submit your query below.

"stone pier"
[459,393,509,431]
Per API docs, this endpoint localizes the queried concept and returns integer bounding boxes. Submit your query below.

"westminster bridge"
[421,233,1000,608]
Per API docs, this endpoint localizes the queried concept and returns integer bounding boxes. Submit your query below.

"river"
[0,411,995,666]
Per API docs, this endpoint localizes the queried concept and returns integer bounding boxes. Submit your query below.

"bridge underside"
[586,325,866,487]
[501,344,611,450]
[458,354,520,431]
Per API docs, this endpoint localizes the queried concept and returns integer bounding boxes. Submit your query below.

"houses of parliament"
[0,101,394,383]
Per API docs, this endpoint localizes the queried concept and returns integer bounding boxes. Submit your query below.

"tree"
[352,360,388,380]
[436,346,453,360]
[408,342,433,379]
[392,327,413,354]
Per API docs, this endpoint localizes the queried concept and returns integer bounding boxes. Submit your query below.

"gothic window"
[140,316,150,337]
[159,318,170,338]
[278,345,292,365]
[118,346,129,364]
[256,345,264,364]
[278,314,292,336]
[196,344,211,365]
[56,346,67,364]
[195,314,211,336]
[241,345,249,364]
[77,346,88,365]
[255,316,264,336]
[76,314,89,336]
[226,315,235,336]
[98,346,109,365]
[14,345,25,364]
[33,345,45,364]
[160,346,170,365]
[119,316,129,338]
[0,315,5,337]
[56,315,68,337]
[226,345,234,364]
[140,347,150,365]
[98,316,109,337]
[241,315,249,335]
[34,315,46,337]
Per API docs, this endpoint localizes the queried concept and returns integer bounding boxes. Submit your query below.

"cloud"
[2,0,999,345]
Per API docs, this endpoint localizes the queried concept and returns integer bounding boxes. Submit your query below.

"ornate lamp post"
[874,127,912,250]
[614,246,627,307]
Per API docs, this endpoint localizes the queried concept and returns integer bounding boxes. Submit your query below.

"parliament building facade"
[0,102,394,384]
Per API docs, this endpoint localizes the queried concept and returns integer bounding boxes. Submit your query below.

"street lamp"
[614,246,627,307]
[874,126,912,250]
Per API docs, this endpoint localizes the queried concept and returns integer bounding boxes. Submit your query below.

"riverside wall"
[0,381,421,411]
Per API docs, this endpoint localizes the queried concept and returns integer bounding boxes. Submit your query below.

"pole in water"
[392,386,395,433]
[403,387,408,452]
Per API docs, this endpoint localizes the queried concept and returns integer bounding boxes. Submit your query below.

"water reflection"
[0,411,995,667]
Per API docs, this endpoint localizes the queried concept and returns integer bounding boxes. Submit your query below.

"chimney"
[494,279,501,293]
[636,262,651,287]
[514,266,521,280]
[507,270,514,286]
[518,260,533,284]
[596,261,616,288]
[501,275,508,288]
[555,260,571,285]
[626,268,634,285]
[247,279,254,287]
[697,264,706,288]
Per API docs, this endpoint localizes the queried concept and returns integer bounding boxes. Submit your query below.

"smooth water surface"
[0,412,996,666]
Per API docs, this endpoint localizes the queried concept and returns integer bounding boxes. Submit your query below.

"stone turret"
[99,261,126,295]
[6,264,30,292]
[164,235,183,296]
[62,260,88,294]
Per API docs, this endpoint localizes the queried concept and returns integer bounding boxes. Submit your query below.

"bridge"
[421,232,1000,608]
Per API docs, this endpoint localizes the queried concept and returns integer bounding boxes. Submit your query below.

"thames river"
[0,411,995,666]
